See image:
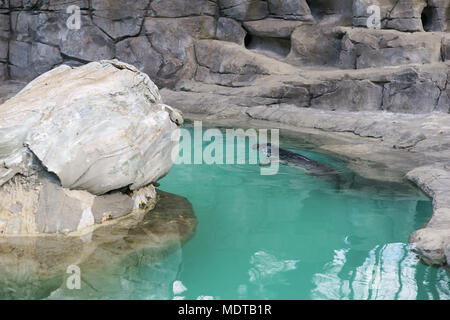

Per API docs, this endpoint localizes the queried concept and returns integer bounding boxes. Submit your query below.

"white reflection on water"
[249,251,299,284]
[247,251,300,300]
[312,243,450,300]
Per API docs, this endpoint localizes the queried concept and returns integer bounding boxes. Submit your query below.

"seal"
[253,143,343,187]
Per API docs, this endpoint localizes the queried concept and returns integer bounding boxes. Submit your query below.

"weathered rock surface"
[287,24,341,66]
[307,0,354,25]
[217,17,247,45]
[0,0,449,99]
[219,0,269,21]
[338,27,443,69]
[407,164,450,265]
[243,19,307,39]
[267,0,313,21]
[91,0,148,40]
[0,60,183,235]
[353,0,428,32]
[165,62,450,113]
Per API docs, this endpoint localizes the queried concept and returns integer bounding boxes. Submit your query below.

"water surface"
[2,125,449,300]
[156,126,450,300]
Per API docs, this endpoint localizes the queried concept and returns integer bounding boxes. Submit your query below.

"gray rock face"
[144,16,216,87]
[353,0,428,32]
[243,19,306,38]
[219,0,269,21]
[150,0,217,17]
[0,63,6,80]
[310,80,383,111]
[443,33,450,61]
[0,10,8,81]
[194,39,296,86]
[167,57,449,114]
[91,0,148,40]
[267,0,313,21]
[116,36,163,80]
[287,24,341,66]
[0,0,449,108]
[338,27,443,69]
[217,17,247,45]
[306,0,354,25]
[0,60,182,235]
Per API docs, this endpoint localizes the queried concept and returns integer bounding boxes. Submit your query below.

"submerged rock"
[0,191,197,300]
[0,60,183,235]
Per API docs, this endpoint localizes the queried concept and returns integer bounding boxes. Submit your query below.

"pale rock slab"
[0,60,182,234]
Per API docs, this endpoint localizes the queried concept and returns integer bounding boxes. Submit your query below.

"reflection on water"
[0,191,197,299]
[156,127,449,300]
[1,126,449,300]
[312,243,450,300]
[249,251,299,284]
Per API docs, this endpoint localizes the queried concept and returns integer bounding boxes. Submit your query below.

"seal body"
[254,144,343,187]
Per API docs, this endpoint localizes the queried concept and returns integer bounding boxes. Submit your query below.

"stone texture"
[92,0,148,40]
[144,16,216,87]
[116,36,163,83]
[9,11,115,76]
[217,17,247,45]
[338,27,443,69]
[267,0,313,21]
[0,80,26,103]
[0,63,6,80]
[287,24,341,66]
[407,164,450,265]
[353,0,428,32]
[0,171,158,235]
[423,0,449,31]
[243,18,307,38]
[31,42,63,75]
[176,39,449,113]
[219,0,269,21]
[59,16,115,62]
[306,0,354,25]
[0,60,182,195]
[1,0,449,95]
[91,192,135,224]
[150,0,217,17]
[310,80,383,111]
[194,39,296,86]
[0,60,183,234]
[443,33,450,61]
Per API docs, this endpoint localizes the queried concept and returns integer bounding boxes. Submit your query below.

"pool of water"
[2,125,449,300]
[155,125,450,300]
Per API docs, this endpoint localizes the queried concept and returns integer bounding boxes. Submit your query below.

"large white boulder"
[0,60,182,195]
[0,60,183,235]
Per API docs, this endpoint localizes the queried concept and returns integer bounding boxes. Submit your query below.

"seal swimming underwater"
[253,143,344,187]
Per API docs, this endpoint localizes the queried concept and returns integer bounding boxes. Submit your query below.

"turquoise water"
[156,125,450,300]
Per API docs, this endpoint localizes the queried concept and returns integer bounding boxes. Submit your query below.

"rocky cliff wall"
[0,0,449,113]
